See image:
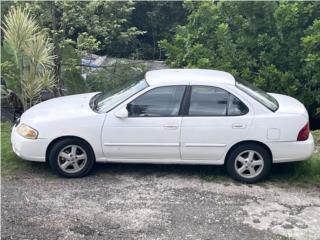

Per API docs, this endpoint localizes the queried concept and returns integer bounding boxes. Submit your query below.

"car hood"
[269,93,308,116]
[20,92,100,125]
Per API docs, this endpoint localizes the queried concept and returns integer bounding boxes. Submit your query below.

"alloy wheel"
[57,145,88,174]
[234,150,264,179]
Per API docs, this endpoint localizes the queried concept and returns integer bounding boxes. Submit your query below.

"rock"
[253,218,260,224]
[282,223,294,229]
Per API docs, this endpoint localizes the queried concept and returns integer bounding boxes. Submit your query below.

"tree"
[301,19,320,127]
[2,1,145,95]
[131,1,187,59]
[49,1,62,96]
[2,7,56,109]
[160,1,320,127]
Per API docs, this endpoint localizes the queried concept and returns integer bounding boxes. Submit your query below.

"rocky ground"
[1,163,320,240]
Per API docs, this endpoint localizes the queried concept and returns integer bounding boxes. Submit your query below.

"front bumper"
[11,125,49,162]
[269,133,315,163]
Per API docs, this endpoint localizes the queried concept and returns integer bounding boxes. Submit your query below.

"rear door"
[180,85,253,162]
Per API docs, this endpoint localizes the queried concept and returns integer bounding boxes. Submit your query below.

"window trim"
[182,85,249,117]
[126,85,188,118]
[179,85,191,116]
[226,93,249,116]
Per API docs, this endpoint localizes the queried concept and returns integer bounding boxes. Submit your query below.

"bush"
[160,1,320,128]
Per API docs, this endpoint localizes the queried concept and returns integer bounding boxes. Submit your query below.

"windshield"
[94,79,148,113]
[236,80,279,112]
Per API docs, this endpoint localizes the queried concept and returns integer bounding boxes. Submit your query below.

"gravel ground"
[1,163,320,240]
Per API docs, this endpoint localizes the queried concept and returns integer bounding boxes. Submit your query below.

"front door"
[102,85,186,160]
[180,85,253,161]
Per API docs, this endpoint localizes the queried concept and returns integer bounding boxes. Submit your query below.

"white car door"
[180,85,253,162]
[102,85,186,161]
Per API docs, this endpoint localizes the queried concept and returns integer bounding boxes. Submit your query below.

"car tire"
[48,138,95,178]
[226,143,271,183]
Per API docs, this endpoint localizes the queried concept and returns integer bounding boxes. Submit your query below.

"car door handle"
[163,125,178,130]
[232,123,246,129]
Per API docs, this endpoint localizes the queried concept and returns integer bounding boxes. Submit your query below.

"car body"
[11,69,314,182]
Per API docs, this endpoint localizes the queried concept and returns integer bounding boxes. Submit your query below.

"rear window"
[236,80,279,112]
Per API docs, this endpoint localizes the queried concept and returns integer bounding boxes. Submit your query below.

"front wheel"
[49,138,95,178]
[226,143,271,183]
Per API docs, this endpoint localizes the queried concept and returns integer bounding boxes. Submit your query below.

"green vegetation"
[1,2,157,99]
[0,122,47,175]
[131,1,187,59]
[1,1,147,96]
[270,151,320,187]
[60,45,85,95]
[202,130,320,186]
[1,122,319,186]
[2,7,56,109]
[1,2,319,127]
[1,2,319,185]
[160,1,320,128]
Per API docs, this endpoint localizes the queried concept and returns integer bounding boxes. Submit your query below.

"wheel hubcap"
[57,145,87,173]
[234,150,264,179]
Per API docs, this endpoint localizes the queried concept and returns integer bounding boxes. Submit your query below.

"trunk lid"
[269,93,308,116]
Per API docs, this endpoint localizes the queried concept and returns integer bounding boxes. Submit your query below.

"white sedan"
[11,69,314,183]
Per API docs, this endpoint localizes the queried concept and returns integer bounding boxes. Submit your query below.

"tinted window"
[188,86,229,116]
[188,86,248,116]
[236,79,278,112]
[228,94,249,116]
[127,86,186,117]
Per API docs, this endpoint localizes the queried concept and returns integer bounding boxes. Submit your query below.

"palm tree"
[2,6,56,109]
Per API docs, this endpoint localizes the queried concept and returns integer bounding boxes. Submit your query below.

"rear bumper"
[11,126,48,162]
[268,133,315,163]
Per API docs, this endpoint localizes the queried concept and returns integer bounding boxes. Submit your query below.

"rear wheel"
[226,143,271,183]
[49,138,95,178]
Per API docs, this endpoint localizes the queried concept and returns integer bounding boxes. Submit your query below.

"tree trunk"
[18,52,26,110]
[50,1,63,96]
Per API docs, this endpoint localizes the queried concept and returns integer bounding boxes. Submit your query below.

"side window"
[187,86,249,116]
[188,86,229,116]
[127,86,186,117]
[228,94,249,116]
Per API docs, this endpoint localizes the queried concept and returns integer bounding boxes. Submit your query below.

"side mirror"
[114,108,128,119]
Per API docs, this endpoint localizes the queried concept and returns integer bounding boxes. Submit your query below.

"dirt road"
[2,163,320,240]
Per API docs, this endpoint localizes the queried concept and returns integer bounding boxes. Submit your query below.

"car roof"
[145,69,236,86]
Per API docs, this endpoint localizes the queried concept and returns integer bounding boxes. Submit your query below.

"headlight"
[17,123,38,139]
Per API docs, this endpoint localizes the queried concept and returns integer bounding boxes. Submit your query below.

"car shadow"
[92,162,228,180]
[11,159,311,186]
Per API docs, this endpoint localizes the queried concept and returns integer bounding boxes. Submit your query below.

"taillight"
[297,122,309,141]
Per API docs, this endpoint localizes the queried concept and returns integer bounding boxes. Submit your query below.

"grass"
[1,121,320,186]
[0,122,48,175]
[1,122,27,175]
[202,130,320,186]
[270,130,320,186]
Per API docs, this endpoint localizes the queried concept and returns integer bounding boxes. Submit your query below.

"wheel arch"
[45,136,96,162]
[225,140,273,164]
